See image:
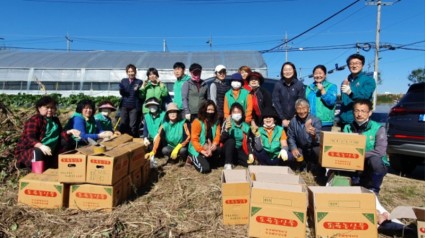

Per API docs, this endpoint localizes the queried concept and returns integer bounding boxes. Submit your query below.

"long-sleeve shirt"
[272,78,306,121]
[190,119,221,153]
[223,89,253,123]
[287,115,322,151]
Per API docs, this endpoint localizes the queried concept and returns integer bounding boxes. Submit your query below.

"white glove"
[39,145,52,156]
[185,114,191,121]
[149,155,158,168]
[277,149,288,161]
[98,131,113,139]
[341,85,352,95]
[143,137,151,147]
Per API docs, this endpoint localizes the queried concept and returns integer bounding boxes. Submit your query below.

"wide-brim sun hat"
[99,103,117,111]
[261,107,280,122]
[166,103,179,112]
[247,72,264,85]
[145,97,161,107]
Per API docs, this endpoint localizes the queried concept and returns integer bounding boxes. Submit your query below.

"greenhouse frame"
[0,50,268,96]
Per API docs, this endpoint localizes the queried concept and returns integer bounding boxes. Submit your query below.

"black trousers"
[119,107,141,138]
[222,138,248,167]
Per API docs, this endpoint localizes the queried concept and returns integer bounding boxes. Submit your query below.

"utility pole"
[284,32,288,62]
[206,34,212,51]
[65,33,73,52]
[163,39,168,52]
[366,0,398,108]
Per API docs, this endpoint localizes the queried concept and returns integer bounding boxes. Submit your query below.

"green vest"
[162,120,186,147]
[144,111,165,140]
[41,117,60,151]
[94,113,113,131]
[188,119,218,157]
[344,120,389,166]
[259,126,283,159]
[228,121,250,148]
[225,88,249,111]
[173,74,190,109]
[141,82,169,114]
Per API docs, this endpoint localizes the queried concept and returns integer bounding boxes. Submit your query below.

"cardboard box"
[249,182,307,238]
[68,181,122,211]
[222,169,250,225]
[121,175,131,202]
[100,134,133,150]
[132,138,144,144]
[18,171,67,209]
[390,206,425,238]
[252,173,305,186]
[248,165,294,177]
[320,131,366,171]
[130,166,142,190]
[308,186,377,238]
[58,146,95,183]
[141,161,150,186]
[116,142,146,173]
[86,148,129,185]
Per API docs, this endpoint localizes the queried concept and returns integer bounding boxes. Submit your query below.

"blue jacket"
[272,78,306,121]
[340,72,376,124]
[306,80,337,127]
[119,78,143,111]
[287,114,321,150]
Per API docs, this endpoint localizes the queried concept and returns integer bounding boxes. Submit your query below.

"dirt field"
[0,159,424,237]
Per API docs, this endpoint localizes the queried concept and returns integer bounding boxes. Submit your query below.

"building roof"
[0,50,267,70]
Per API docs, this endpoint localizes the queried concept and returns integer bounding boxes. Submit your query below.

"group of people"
[15,53,389,195]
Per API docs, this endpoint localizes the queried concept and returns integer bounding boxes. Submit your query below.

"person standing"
[223,73,253,124]
[139,67,171,114]
[339,54,376,127]
[172,62,191,112]
[272,62,306,129]
[306,65,337,131]
[118,64,143,137]
[247,72,272,128]
[181,63,208,122]
[238,65,252,91]
[208,64,230,123]
[343,99,389,194]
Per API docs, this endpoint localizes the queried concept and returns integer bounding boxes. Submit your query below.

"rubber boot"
[32,161,45,174]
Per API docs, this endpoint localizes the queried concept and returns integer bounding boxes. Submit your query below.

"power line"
[263,0,361,53]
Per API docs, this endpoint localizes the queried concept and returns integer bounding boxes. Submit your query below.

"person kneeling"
[188,100,222,173]
[252,107,292,165]
[148,103,190,166]
[221,103,254,170]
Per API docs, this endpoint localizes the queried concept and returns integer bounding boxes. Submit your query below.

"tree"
[408,68,425,85]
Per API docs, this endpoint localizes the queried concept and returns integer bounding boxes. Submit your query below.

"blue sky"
[1,0,424,93]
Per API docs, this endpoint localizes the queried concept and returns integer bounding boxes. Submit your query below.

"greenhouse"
[0,50,267,96]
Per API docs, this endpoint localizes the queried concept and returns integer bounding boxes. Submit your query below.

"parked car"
[386,82,425,174]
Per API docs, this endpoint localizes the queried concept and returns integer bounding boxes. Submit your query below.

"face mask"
[355,118,368,126]
[206,112,215,120]
[149,106,158,113]
[231,113,242,122]
[231,81,242,89]
[101,111,110,116]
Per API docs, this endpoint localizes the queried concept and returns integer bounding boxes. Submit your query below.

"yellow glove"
[144,151,154,160]
[170,144,182,160]
[247,154,255,164]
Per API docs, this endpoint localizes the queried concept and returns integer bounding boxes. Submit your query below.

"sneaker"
[224,164,233,170]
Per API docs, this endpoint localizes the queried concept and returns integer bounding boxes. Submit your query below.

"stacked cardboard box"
[247,166,307,238]
[18,134,151,211]
[308,186,377,238]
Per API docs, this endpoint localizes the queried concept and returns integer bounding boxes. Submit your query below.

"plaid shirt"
[15,114,67,168]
